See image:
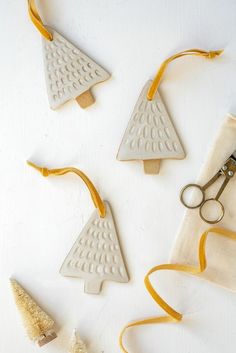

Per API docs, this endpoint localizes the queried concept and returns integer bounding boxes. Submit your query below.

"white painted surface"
[1,1,236,352]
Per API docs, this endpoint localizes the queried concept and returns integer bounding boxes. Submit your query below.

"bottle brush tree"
[10,279,57,346]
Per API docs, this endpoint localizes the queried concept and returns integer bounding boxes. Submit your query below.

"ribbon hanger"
[147,48,223,100]
[28,0,53,41]
[27,0,111,109]
[117,47,223,174]
[28,161,129,294]
[27,161,106,218]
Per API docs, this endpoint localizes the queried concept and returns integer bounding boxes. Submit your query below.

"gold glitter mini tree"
[10,279,57,346]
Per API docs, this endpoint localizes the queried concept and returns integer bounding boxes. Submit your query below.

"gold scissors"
[180,151,236,224]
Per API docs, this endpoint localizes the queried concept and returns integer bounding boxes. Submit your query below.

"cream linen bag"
[170,114,236,291]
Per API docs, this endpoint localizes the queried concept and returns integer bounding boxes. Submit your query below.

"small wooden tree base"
[143,159,161,174]
[38,332,57,347]
[76,90,95,109]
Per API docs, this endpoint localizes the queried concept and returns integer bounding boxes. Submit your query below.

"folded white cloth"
[170,114,236,291]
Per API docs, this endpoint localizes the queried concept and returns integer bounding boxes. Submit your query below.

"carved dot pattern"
[61,202,128,285]
[118,80,185,160]
[42,29,110,109]
[126,99,179,153]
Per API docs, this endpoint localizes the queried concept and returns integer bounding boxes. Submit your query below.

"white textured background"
[1,1,236,352]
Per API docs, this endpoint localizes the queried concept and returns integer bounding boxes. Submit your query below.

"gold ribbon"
[120,227,236,353]
[28,0,53,41]
[27,161,106,218]
[147,48,223,100]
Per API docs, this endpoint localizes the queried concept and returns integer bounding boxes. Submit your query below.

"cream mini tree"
[117,80,185,174]
[42,28,111,109]
[60,201,129,294]
[10,279,57,346]
[69,329,87,353]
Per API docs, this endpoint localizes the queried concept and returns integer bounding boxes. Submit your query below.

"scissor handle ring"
[180,183,205,209]
[199,198,225,224]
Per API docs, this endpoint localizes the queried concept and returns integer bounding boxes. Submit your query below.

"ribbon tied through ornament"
[117,48,223,174]
[27,0,110,110]
[27,161,129,294]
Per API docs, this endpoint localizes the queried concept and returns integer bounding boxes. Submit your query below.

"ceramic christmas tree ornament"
[28,161,129,294]
[117,80,185,174]
[10,279,57,346]
[117,48,223,174]
[42,28,110,110]
[60,200,129,294]
[28,0,110,109]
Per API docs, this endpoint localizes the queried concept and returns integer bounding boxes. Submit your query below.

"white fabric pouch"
[170,114,236,291]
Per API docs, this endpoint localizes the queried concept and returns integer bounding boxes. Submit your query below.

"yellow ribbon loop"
[28,0,53,41]
[27,161,106,218]
[119,227,236,353]
[147,48,223,100]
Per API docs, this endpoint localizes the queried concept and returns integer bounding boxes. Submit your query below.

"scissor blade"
[232,150,236,159]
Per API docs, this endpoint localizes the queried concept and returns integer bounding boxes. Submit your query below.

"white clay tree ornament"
[117,48,224,174]
[42,28,110,109]
[10,279,57,346]
[69,329,87,353]
[117,80,185,174]
[27,162,129,295]
[27,1,110,109]
[60,201,129,294]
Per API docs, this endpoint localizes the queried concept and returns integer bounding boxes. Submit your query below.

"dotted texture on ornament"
[117,80,185,161]
[42,28,110,109]
[60,201,129,294]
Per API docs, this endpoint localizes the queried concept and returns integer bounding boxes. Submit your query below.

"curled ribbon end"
[27,161,49,177]
[176,312,183,321]
[207,49,224,59]
[147,48,224,102]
